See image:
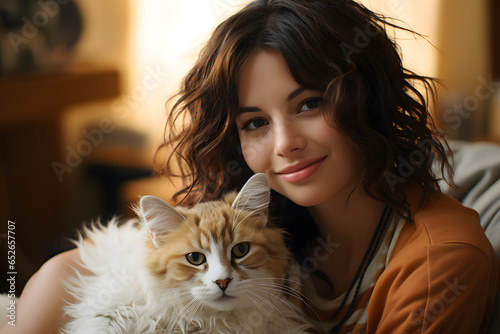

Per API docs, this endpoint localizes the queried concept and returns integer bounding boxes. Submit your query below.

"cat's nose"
[214,278,232,291]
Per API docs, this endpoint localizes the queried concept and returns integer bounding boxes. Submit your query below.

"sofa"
[440,140,500,333]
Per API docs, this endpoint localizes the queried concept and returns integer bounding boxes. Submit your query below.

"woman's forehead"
[237,49,300,107]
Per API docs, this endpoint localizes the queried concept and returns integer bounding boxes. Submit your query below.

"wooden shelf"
[0,65,120,128]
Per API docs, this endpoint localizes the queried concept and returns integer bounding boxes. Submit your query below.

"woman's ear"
[231,173,270,215]
[135,196,186,248]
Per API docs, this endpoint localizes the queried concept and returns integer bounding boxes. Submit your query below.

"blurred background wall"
[0,0,499,293]
[367,0,497,140]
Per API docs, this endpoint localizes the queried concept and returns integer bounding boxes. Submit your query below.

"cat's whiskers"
[140,290,193,323]
[166,295,195,308]
[251,288,306,331]
[249,291,291,332]
[247,294,271,329]
[244,278,314,309]
[250,280,307,300]
[255,285,307,315]
[247,276,316,296]
[247,294,267,314]
[246,277,321,318]
[183,298,204,332]
[254,282,303,300]
[250,279,323,330]
[166,297,199,333]
[247,293,273,330]
[163,298,202,334]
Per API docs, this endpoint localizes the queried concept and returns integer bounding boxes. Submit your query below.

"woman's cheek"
[240,137,269,173]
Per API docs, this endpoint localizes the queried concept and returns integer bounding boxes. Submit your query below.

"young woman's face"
[236,49,361,207]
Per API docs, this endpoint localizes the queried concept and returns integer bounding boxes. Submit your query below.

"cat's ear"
[231,173,270,214]
[136,196,186,248]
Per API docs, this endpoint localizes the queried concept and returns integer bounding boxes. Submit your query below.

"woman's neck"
[308,183,386,268]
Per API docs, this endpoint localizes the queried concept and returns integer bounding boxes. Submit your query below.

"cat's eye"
[186,252,206,266]
[231,242,250,259]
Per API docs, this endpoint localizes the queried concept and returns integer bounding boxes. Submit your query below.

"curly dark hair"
[158,0,453,215]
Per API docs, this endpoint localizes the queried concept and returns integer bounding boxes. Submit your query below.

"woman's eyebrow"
[237,106,261,115]
[287,87,306,102]
[237,87,306,115]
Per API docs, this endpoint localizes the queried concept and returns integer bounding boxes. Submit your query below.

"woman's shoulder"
[392,192,494,260]
[381,191,498,293]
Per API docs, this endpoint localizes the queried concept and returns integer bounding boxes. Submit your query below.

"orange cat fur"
[62,173,313,334]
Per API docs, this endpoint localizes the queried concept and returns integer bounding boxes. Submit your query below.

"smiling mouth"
[277,157,327,183]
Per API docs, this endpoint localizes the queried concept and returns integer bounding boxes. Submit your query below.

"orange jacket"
[367,193,499,333]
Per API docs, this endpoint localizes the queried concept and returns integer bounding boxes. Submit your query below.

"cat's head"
[135,173,291,312]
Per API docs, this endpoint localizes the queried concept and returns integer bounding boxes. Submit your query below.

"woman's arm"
[0,248,91,334]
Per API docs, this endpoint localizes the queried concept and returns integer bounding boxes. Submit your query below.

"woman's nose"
[273,122,306,157]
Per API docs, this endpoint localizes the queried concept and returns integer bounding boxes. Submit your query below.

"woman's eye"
[186,252,206,265]
[242,119,268,130]
[231,242,250,259]
[299,98,322,112]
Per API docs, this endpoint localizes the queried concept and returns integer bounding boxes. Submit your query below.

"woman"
[2,0,497,333]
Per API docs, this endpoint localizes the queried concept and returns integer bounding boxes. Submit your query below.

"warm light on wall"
[135,0,216,88]
[360,0,442,79]
[131,0,252,150]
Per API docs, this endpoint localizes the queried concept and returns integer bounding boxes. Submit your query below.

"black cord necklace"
[330,204,393,333]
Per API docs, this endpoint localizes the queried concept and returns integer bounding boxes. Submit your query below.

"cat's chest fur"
[62,174,312,334]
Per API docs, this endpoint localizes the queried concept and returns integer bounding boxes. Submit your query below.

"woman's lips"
[277,157,327,183]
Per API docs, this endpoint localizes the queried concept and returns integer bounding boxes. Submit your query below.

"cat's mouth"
[208,293,238,311]
[216,294,236,302]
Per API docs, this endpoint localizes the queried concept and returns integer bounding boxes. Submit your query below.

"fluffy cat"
[62,173,313,334]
